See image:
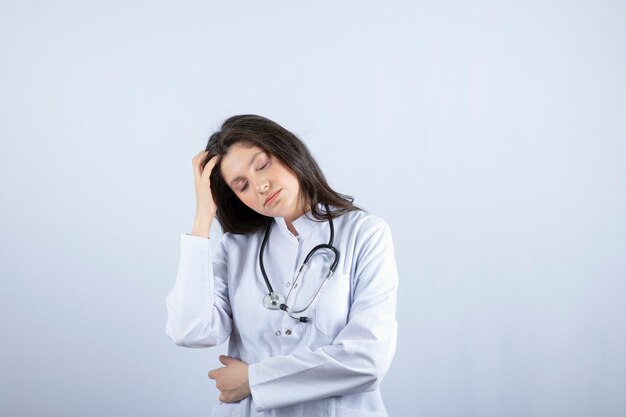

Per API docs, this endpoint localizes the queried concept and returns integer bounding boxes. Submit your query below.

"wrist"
[191,217,211,238]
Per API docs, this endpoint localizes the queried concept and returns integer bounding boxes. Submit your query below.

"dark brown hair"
[202,114,361,234]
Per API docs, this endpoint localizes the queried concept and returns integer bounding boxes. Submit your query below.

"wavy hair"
[202,114,361,234]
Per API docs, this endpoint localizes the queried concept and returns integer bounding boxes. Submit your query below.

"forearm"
[191,211,212,238]
[249,303,397,411]
[165,233,232,347]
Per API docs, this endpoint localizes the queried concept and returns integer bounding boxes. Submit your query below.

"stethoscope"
[259,204,340,323]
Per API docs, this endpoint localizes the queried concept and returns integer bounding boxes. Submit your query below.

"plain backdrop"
[1,1,625,416]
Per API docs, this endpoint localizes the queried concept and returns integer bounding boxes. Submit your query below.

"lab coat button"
[275,330,281,336]
[285,329,292,335]
[286,282,290,287]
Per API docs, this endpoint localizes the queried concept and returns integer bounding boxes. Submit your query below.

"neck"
[285,221,299,236]
[283,202,311,236]
[284,210,302,235]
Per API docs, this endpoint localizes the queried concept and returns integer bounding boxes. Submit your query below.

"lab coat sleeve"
[165,233,233,347]
[248,221,398,411]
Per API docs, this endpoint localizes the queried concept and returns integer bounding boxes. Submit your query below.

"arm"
[165,233,233,347]
[248,221,398,411]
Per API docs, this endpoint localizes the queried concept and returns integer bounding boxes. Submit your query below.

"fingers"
[208,363,227,380]
[208,367,221,380]
[202,154,221,179]
[192,150,221,179]
[192,150,208,179]
[193,149,206,159]
[209,356,232,381]
[219,355,243,366]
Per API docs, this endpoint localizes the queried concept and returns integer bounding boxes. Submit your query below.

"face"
[220,143,305,221]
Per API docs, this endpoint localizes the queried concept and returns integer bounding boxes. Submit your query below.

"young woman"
[166,114,399,417]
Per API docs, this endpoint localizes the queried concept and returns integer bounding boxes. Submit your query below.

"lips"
[264,189,281,207]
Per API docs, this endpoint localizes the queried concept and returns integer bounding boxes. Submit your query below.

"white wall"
[1,1,624,416]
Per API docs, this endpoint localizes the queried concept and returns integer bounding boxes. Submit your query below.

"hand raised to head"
[191,150,221,236]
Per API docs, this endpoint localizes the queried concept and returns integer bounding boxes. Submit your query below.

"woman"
[166,114,399,417]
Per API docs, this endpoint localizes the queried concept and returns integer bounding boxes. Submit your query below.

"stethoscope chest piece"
[263,292,286,310]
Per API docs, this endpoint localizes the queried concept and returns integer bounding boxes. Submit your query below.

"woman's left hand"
[208,355,251,403]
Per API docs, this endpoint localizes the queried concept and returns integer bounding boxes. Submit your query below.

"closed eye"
[238,159,269,192]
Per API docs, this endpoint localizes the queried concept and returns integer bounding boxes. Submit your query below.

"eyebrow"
[228,151,266,187]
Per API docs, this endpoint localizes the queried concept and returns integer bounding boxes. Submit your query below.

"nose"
[256,177,269,194]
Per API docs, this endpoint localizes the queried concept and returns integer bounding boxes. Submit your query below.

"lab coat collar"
[272,203,332,238]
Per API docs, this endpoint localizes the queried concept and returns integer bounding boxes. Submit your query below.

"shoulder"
[339,210,389,229]
[336,208,391,237]
[336,210,397,277]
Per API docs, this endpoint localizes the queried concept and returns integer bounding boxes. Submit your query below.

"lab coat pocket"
[313,272,351,340]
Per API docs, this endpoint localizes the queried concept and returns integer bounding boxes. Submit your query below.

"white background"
[1,1,625,416]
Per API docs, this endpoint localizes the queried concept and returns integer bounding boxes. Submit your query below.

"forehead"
[220,143,266,181]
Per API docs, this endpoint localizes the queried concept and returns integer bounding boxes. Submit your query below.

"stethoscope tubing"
[259,204,340,322]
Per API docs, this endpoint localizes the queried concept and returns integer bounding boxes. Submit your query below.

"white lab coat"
[166,205,399,417]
